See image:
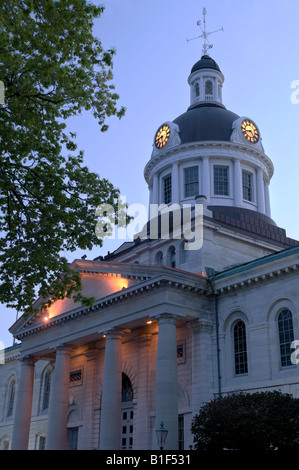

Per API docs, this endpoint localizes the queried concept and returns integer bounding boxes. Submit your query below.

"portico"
[9,260,208,450]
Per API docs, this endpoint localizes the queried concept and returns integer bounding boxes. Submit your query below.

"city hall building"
[0,53,299,450]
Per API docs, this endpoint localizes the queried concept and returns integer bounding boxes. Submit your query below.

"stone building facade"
[0,55,298,450]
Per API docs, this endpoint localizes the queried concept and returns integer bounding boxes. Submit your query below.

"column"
[11,357,35,450]
[134,334,152,450]
[82,346,99,449]
[256,168,265,214]
[234,158,242,206]
[46,345,72,450]
[99,330,123,450]
[155,314,178,450]
[201,157,210,201]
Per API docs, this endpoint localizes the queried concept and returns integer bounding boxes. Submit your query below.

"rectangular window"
[242,171,253,201]
[163,174,172,204]
[214,166,229,196]
[70,370,82,385]
[184,166,199,198]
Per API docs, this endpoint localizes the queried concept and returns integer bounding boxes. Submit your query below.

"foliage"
[0,0,127,315]
[191,391,299,451]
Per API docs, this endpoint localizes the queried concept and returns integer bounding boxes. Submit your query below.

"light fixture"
[155,421,168,450]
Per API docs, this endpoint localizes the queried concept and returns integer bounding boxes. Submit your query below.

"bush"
[191,391,299,451]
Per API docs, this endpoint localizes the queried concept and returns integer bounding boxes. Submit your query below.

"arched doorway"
[120,373,134,450]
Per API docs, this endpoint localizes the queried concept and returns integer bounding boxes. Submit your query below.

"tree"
[191,391,299,451]
[0,0,127,315]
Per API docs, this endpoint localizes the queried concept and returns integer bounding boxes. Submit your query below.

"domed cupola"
[144,53,274,221]
[188,54,224,107]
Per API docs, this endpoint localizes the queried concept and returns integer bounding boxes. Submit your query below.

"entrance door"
[121,408,134,450]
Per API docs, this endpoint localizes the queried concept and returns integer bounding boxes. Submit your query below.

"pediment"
[10,259,207,338]
[10,259,154,334]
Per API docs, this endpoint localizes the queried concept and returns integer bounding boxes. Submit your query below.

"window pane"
[214,167,229,196]
[205,80,213,95]
[234,321,248,375]
[184,166,199,198]
[178,415,184,450]
[163,174,172,204]
[242,171,253,201]
[278,309,294,367]
[7,381,15,417]
[42,371,51,410]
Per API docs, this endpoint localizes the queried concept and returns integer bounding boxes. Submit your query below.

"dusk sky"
[1,0,299,348]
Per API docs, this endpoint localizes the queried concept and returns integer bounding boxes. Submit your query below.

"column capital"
[154,313,179,325]
[102,327,126,340]
[19,355,36,366]
[54,344,74,355]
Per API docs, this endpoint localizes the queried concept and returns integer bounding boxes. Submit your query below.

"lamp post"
[155,421,168,450]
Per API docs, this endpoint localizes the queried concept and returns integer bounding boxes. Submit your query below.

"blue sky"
[1,0,299,348]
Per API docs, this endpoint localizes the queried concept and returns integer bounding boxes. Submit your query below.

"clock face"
[241,119,259,143]
[155,124,171,149]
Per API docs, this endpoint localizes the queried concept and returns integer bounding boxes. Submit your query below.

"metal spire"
[187,7,223,56]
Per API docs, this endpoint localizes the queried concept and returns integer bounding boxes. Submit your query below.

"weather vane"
[187,7,223,56]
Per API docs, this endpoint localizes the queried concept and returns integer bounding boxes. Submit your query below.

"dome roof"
[173,103,239,143]
[191,55,222,74]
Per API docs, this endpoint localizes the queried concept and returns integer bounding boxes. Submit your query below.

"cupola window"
[195,82,200,97]
[162,174,172,204]
[242,171,253,202]
[205,79,213,100]
[214,166,229,196]
[184,166,199,198]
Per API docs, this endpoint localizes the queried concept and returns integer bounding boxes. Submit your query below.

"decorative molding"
[231,116,264,153]
[15,273,207,340]
[144,139,274,184]
[151,121,181,159]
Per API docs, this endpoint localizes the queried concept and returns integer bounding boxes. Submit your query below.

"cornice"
[212,246,299,294]
[144,140,274,183]
[14,271,208,340]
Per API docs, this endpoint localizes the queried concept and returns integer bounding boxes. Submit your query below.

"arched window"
[42,369,52,411]
[205,79,213,100]
[233,321,248,375]
[180,241,188,264]
[278,309,294,367]
[155,251,163,266]
[195,82,200,97]
[168,246,176,268]
[6,379,15,417]
[122,373,133,403]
